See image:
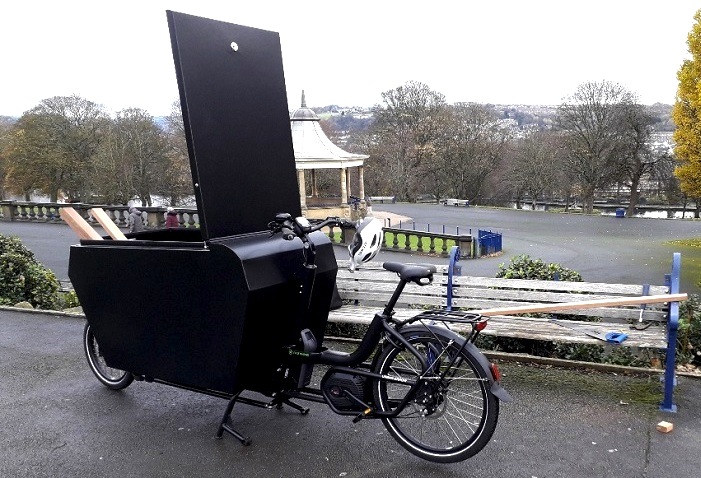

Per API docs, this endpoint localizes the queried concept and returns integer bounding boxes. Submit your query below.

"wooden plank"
[90,208,127,240]
[59,207,103,241]
[472,293,686,316]
[449,275,667,295]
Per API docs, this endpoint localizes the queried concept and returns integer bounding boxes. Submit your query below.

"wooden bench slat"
[326,306,668,349]
[332,260,674,350]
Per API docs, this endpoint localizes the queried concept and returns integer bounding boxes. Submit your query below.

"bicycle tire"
[83,322,134,390]
[372,327,498,463]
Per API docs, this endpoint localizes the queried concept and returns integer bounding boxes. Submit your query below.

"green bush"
[496,254,583,281]
[0,234,60,310]
[677,294,701,365]
[58,290,81,309]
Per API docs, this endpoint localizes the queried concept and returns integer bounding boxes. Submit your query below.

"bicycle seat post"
[382,279,408,317]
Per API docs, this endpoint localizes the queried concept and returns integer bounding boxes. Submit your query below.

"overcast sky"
[1,1,698,117]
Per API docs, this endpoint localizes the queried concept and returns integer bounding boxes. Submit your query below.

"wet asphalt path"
[2,309,701,478]
[371,204,701,294]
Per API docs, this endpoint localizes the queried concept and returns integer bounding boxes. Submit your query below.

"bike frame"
[218,215,501,444]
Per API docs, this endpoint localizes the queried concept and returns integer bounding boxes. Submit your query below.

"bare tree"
[95,108,168,206]
[158,101,194,206]
[617,104,664,216]
[0,116,16,200]
[443,103,510,202]
[504,130,563,208]
[368,81,448,201]
[6,95,108,201]
[557,81,635,213]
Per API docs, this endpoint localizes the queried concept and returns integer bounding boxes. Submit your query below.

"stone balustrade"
[1,200,477,258]
[0,201,199,229]
[324,224,475,258]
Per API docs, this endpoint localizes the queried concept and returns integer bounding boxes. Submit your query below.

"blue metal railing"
[478,229,502,256]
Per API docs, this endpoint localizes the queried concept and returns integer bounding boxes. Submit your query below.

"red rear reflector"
[476,321,488,331]
[490,363,502,382]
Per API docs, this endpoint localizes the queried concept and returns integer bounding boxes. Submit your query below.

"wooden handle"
[90,208,127,240]
[473,293,688,317]
[59,207,103,240]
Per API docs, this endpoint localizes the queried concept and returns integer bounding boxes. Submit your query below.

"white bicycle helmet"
[348,217,384,271]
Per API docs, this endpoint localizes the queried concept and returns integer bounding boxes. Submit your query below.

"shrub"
[496,254,583,281]
[0,234,60,310]
[677,294,701,366]
[57,290,81,310]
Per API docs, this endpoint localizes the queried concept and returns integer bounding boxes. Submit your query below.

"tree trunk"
[582,190,595,214]
[626,177,640,218]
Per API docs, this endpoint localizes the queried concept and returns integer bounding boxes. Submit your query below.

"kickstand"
[271,393,310,415]
[216,392,252,446]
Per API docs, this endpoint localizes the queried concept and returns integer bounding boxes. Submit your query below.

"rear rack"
[405,309,486,326]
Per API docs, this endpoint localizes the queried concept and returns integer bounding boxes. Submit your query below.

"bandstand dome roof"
[290,91,367,170]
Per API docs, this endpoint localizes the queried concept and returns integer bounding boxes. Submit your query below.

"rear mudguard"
[399,324,512,403]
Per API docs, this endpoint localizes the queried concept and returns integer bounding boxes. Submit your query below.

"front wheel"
[372,328,499,463]
[83,323,134,390]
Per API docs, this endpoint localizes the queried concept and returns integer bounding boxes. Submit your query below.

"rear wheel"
[372,328,498,463]
[83,322,133,390]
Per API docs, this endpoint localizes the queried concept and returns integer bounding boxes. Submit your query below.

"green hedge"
[0,234,61,310]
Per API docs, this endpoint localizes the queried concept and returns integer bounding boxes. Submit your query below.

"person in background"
[128,206,145,233]
[165,207,179,228]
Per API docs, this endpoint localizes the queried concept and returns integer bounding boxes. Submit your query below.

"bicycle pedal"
[352,407,373,423]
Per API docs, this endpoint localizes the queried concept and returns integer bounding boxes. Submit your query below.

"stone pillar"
[0,201,15,221]
[340,168,348,204]
[298,169,307,209]
[358,166,365,200]
[311,169,318,197]
[346,169,352,199]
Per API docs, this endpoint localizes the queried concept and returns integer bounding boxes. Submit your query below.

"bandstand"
[290,92,368,220]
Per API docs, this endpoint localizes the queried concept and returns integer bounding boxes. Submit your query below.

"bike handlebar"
[268,214,355,241]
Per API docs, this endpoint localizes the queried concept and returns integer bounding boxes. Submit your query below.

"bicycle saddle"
[383,262,436,283]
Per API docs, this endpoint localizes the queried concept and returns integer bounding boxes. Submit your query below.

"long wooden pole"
[472,293,688,317]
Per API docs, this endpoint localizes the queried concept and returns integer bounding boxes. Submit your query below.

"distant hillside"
[312,102,675,136]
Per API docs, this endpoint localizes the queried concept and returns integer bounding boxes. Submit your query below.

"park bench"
[441,198,470,207]
[368,196,396,204]
[328,251,684,412]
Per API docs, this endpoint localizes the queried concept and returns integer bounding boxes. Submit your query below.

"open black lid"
[167,11,301,240]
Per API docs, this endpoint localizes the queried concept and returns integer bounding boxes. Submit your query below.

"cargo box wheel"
[83,323,134,390]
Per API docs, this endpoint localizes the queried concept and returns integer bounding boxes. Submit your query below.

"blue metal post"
[447,246,461,310]
[660,252,681,412]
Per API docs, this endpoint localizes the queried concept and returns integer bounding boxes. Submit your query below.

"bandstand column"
[340,167,348,204]
[297,169,307,209]
[311,169,318,197]
[358,166,365,200]
[346,169,352,199]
